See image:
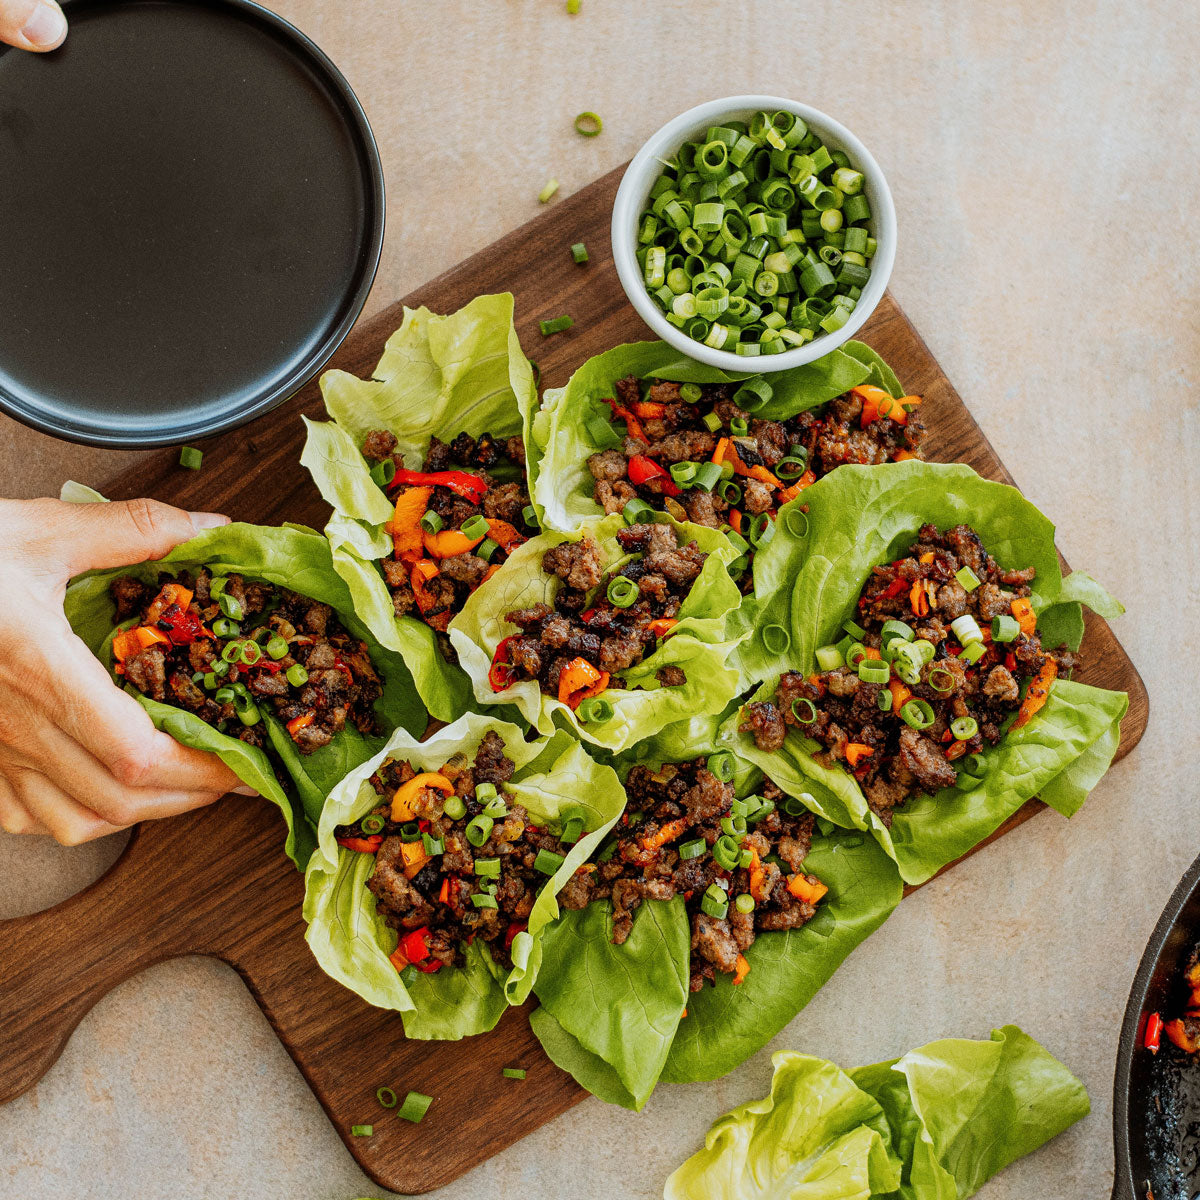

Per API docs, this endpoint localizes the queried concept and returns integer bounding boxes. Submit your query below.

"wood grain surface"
[0,166,1148,1195]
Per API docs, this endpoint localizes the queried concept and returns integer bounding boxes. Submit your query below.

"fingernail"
[21,2,66,48]
[231,784,259,796]
[189,511,230,531]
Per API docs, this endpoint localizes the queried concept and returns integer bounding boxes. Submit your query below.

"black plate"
[0,0,384,447]
[1113,852,1200,1199]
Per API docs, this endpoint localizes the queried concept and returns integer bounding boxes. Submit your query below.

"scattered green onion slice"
[179,446,203,470]
[622,498,655,525]
[748,512,774,547]
[443,794,466,820]
[217,590,244,621]
[951,716,979,741]
[421,510,444,535]
[361,814,385,836]
[927,665,957,693]
[607,576,639,608]
[559,805,587,844]
[266,633,289,660]
[858,658,889,684]
[960,641,987,665]
[950,614,984,645]
[398,1091,433,1123]
[502,1068,527,1080]
[465,815,494,847]
[474,857,501,878]
[421,833,444,856]
[534,849,566,876]
[783,508,809,538]
[376,1086,398,1109]
[470,891,498,909]
[900,699,935,730]
[571,241,589,264]
[285,663,308,687]
[538,178,559,203]
[880,619,914,645]
[735,893,755,914]
[577,694,614,723]
[791,697,817,724]
[539,314,573,336]
[814,643,844,672]
[707,750,736,781]
[351,1125,373,1137]
[955,566,981,592]
[678,838,706,860]
[991,614,1020,642]
[762,623,790,654]
[700,883,729,919]
[574,111,602,137]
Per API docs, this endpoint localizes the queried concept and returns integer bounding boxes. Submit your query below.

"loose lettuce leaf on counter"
[665,1025,1087,1200]
[303,714,627,1041]
[449,513,747,755]
[63,522,425,869]
[721,461,1128,884]
[529,339,877,533]
[300,293,538,723]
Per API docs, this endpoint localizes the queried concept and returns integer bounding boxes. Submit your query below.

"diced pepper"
[733,954,751,985]
[647,617,677,638]
[853,385,922,427]
[881,577,908,599]
[391,773,454,822]
[747,848,769,903]
[910,580,929,618]
[389,467,488,503]
[504,922,528,953]
[424,528,485,558]
[728,509,743,533]
[627,454,681,496]
[336,835,384,854]
[888,678,913,715]
[1012,658,1057,728]
[777,470,815,504]
[1145,1012,1164,1053]
[602,396,647,443]
[786,873,829,904]
[438,877,452,905]
[145,583,193,623]
[632,400,666,419]
[1011,596,1037,637]
[640,816,691,853]
[489,636,516,692]
[286,710,315,737]
[389,485,432,561]
[557,658,609,709]
[918,551,935,565]
[485,518,525,554]
[388,946,409,972]
[400,841,430,878]
[712,437,730,466]
[410,559,441,615]
[844,743,873,767]
[1166,1018,1200,1054]
[399,928,431,963]
[483,563,502,583]
[945,741,968,761]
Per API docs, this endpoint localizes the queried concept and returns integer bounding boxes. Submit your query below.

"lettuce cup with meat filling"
[719,460,1129,885]
[527,340,921,576]
[301,293,538,723]
[302,714,626,1040]
[529,716,902,1110]
[64,521,426,869]
[449,512,746,754]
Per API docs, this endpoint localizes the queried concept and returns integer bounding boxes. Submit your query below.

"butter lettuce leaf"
[300,293,537,722]
[302,714,626,1040]
[63,522,425,869]
[449,513,747,754]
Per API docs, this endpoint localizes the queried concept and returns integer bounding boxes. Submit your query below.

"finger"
[14,716,231,826]
[52,638,250,796]
[14,497,229,579]
[0,0,66,51]
[0,777,49,836]
[12,768,127,845]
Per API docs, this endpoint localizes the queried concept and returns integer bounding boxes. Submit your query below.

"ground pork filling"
[740,522,1080,822]
[557,758,827,992]
[110,570,383,753]
[336,731,578,973]
[584,376,924,589]
[493,522,706,708]
[363,428,537,659]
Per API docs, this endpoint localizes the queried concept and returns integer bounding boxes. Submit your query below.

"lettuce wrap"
[64,522,426,869]
[302,713,627,1040]
[448,513,747,754]
[719,460,1129,885]
[665,1025,1088,1200]
[528,337,904,534]
[300,293,538,723]
[530,717,902,1110]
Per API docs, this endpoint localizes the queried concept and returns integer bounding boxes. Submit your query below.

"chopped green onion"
[577,694,614,723]
[748,512,774,547]
[470,891,499,909]
[534,849,566,876]
[179,446,203,470]
[735,893,755,914]
[679,838,706,860]
[475,782,497,802]
[784,508,809,538]
[700,883,729,919]
[927,665,957,693]
[669,461,698,486]
[538,178,559,203]
[960,641,987,665]
[877,687,892,712]
[858,658,889,684]
[950,614,984,645]
[397,1091,432,1123]
[991,615,1020,642]
[482,796,508,818]
[266,633,289,660]
[814,643,844,671]
[476,537,500,562]
[285,663,308,687]
[459,514,489,540]
[692,460,723,491]
[474,857,501,878]
[607,576,639,608]
[732,376,772,412]
[559,805,587,844]
[217,590,244,621]
[421,833,444,856]
[951,716,979,741]
[238,640,261,665]
[707,750,736,781]
[212,617,239,639]
[622,497,655,525]
[718,479,742,504]
[900,699,935,730]
[574,111,602,137]
[443,794,466,821]
[841,618,867,640]
[361,813,386,836]
[351,1125,373,1137]
[376,1086,398,1108]
[702,411,722,433]
[776,453,809,480]
[502,1068,527,1080]
[955,566,981,592]
[465,815,494,847]
[762,623,790,654]
[791,697,817,724]
[539,314,573,336]
[880,619,914,646]
[420,509,444,535]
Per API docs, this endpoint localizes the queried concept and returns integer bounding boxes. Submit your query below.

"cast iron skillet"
[0,0,384,447]
[1113,852,1200,1199]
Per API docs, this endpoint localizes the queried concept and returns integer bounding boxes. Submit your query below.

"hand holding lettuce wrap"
[720,460,1128,885]
[303,713,627,1040]
[665,1025,1089,1200]
[300,294,539,723]
[449,512,748,754]
[64,520,425,868]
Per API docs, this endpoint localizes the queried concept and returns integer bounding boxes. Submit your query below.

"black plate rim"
[1111,849,1200,1200]
[0,0,385,450]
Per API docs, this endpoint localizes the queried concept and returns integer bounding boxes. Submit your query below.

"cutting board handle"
[0,824,176,1105]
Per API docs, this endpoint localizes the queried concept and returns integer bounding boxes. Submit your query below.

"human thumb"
[0,0,66,51]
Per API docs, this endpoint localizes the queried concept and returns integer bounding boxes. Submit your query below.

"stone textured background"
[1,1,1196,1196]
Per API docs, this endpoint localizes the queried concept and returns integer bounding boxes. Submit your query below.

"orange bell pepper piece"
[389,485,432,561]
[557,657,608,709]
[145,582,193,623]
[286,710,315,737]
[888,678,913,715]
[391,772,454,822]
[648,617,677,638]
[1010,596,1037,637]
[424,528,485,558]
[844,743,874,767]
[712,437,730,466]
[945,740,969,761]
[787,874,829,904]
[400,841,431,879]
[112,625,172,661]
[486,518,525,554]
[388,945,410,972]
[728,509,743,533]
[910,580,929,618]
[639,816,691,853]
[777,470,815,504]
[733,954,751,985]
[336,835,384,854]
[1012,658,1057,729]
[632,400,666,419]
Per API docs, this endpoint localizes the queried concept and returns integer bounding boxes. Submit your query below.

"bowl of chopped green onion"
[611,95,895,370]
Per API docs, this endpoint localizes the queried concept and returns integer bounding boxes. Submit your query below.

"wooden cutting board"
[0,166,1148,1195]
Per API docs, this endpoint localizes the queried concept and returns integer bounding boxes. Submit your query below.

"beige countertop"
[1,1,1196,1196]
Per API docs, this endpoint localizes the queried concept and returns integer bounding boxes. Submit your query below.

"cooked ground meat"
[337,733,578,972]
[112,569,383,755]
[578,375,926,588]
[360,427,538,646]
[496,525,703,709]
[557,759,827,991]
[741,523,1079,819]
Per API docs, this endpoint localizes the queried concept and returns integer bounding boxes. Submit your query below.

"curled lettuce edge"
[448,512,749,755]
[665,1024,1088,1200]
[302,712,627,1041]
[529,338,879,534]
[62,520,426,870]
[719,460,1128,885]
[299,292,538,724]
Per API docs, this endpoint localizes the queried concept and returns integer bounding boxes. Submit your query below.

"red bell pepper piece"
[400,928,432,963]
[489,636,516,691]
[388,467,488,504]
[627,454,681,496]
[156,604,209,645]
[415,958,443,973]
[336,835,384,854]
[1145,1011,1164,1053]
[602,397,648,443]
[504,921,528,953]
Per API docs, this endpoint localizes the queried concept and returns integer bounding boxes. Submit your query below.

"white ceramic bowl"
[611,95,896,372]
